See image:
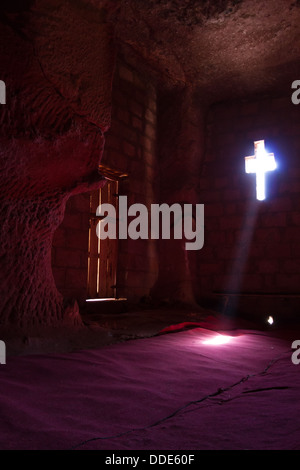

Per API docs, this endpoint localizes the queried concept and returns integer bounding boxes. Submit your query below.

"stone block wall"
[52,194,90,304]
[198,94,300,310]
[52,56,159,304]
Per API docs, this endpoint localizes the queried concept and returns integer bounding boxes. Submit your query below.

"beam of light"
[267,315,274,325]
[221,196,259,313]
[202,334,234,346]
[218,141,276,321]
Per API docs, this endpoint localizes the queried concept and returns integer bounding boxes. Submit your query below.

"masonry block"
[66,268,88,289]
[55,248,82,268]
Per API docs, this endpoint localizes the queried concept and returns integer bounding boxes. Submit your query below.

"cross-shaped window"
[245,140,276,201]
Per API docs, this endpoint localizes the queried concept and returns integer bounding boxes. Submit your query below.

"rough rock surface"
[0,0,115,328]
[114,0,300,100]
[1,0,300,330]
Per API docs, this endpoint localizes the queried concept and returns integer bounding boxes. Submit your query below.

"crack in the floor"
[70,350,290,449]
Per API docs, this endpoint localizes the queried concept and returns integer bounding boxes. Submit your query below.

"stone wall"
[198,94,300,319]
[0,0,114,328]
[52,56,159,304]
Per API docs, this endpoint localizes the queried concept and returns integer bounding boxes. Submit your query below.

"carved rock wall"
[0,0,115,328]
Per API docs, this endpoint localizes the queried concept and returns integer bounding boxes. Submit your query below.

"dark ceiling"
[108,0,300,102]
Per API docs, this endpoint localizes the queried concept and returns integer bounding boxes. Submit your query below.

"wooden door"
[87,179,119,299]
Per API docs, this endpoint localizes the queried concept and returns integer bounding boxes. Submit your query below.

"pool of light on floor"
[202,334,235,346]
[86,298,127,302]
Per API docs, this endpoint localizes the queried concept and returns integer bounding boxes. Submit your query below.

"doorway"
[87,178,119,299]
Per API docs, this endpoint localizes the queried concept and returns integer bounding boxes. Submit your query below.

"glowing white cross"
[245,140,276,201]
